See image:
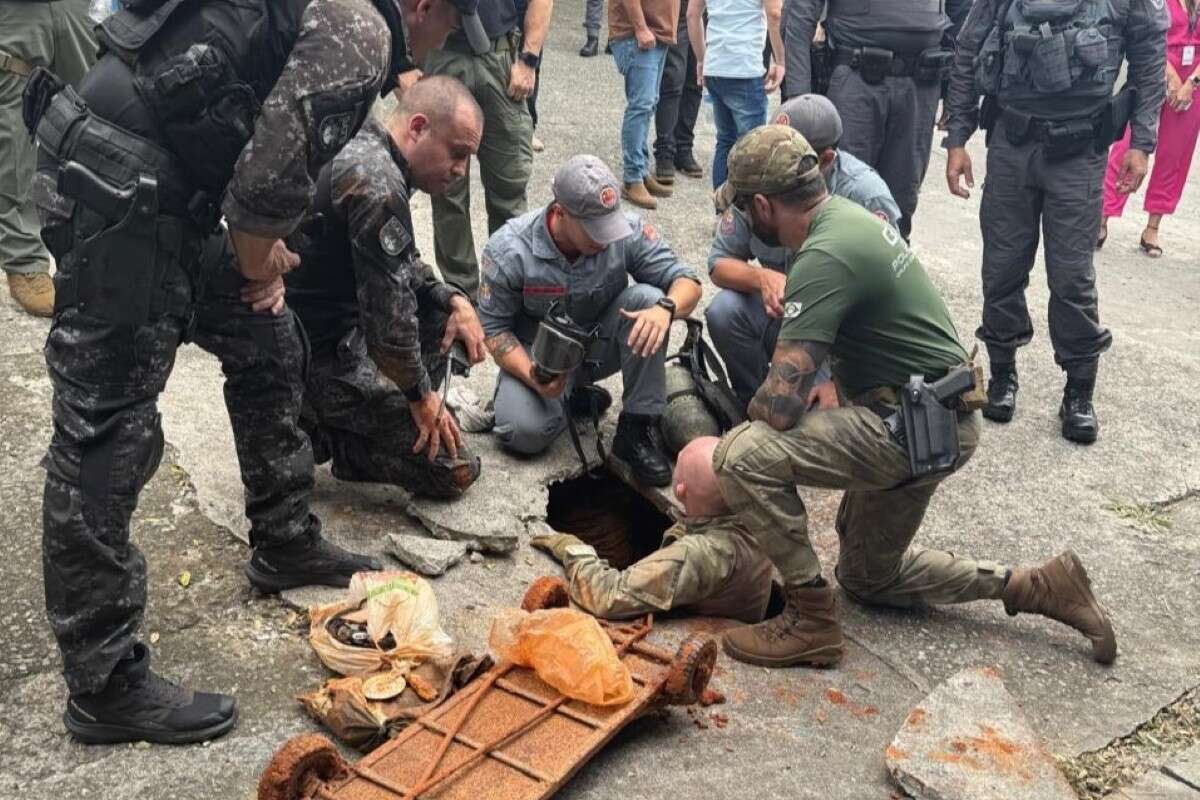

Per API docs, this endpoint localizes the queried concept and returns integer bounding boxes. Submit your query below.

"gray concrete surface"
[1,1,1198,797]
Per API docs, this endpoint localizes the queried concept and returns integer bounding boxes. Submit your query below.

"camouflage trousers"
[715,406,1008,608]
[301,309,481,500]
[43,231,319,695]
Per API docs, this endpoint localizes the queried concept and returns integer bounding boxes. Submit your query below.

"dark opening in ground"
[545,470,673,569]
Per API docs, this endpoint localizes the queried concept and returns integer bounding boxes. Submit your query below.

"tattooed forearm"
[748,340,831,430]
[485,331,521,359]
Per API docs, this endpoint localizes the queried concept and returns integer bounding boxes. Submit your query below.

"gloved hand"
[530,532,588,563]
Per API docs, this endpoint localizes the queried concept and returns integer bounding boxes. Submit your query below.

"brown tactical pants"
[714,406,1007,609]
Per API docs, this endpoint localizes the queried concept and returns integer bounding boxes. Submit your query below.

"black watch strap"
[520,50,541,68]
[655,297,677,318]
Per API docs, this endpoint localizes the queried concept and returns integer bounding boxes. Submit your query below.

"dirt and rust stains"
[926,724,1049,782]
[886,745,909,762]
[699,688,726,707]
[905,707,928,731]
[824,687,879,720]
[710,713,729,729]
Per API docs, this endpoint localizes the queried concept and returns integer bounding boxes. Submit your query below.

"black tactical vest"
[87,0,408,200]
[825,0,950,54]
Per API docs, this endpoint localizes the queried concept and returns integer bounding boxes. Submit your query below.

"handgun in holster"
[885,365,978,480]
[857,47,894,85]
[810,40,833,95]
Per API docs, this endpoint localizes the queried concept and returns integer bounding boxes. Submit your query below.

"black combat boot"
[1059,377,1099,444]
[579,35,599,57]
[982,363,1018,423]
[612,412,671,486]
[674,153,704,179]
[65,644,238,745]
[655,157,676,185]
[245,530,381,593]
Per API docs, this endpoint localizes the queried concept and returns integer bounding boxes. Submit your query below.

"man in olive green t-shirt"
[708,126,1117,671]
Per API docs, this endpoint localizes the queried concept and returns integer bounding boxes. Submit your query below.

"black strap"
[562,390,605,477]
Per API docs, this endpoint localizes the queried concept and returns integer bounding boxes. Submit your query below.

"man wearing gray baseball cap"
[477,155,702,485]
[706,95,901,410]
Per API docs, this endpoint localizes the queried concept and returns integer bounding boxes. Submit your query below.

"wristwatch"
[520,50,541,69]
[655,297,677,319]
[1190,74,1200,88]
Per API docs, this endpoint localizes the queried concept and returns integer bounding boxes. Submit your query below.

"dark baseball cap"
[552,155,633,245]
[449,0,491,55]
[773,94,843,151]
[714,125,823,211]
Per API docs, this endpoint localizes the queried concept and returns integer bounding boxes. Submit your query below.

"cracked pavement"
[1,2,1198,796]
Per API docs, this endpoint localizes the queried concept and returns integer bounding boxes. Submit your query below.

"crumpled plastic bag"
[309,571,453,676]
[489,608,634,707]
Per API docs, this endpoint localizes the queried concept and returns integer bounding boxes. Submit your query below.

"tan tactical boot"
[644,175,673,198]
[1003,550,1117,664]
[721,582,845,667]
[7,272,55,318]
[622,181,657,210]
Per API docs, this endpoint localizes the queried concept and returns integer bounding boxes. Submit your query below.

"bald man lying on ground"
[531,437,777,622]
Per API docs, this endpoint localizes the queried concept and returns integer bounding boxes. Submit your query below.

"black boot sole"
[982,403,1015,423]
[244,562,358,594]
[64,707,238,745]
[1059,408,1098,444]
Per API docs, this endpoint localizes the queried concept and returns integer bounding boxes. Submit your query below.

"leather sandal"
[1139,224,1162,258]
[1095,220,1107,250]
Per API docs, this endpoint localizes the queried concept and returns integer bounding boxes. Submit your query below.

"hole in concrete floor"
[545,471,673,570]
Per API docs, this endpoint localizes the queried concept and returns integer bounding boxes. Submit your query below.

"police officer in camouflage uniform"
[478,155,702,486]
[709,126,1118,670]
[784,0,972,238]
[27,0,481,746]
[530,437,775,622]
[944,0,1168,444]
[706,93,900,408]
[424,0,551,298]
[286,77,487,499]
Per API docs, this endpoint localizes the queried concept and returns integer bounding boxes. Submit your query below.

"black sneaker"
[1059,379,1099,444]
[65,644,237,745]
[675,154,704,179]
[579,35,599,57]
[245,531,381,593]
[567,385,613,420]
[982,366,1018,423]
[612,412,671,486]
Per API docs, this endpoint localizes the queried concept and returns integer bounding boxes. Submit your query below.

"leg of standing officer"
[674,34,704,175]
[704,288,781,408]
[583,0,604,46]
[874,76,940,239]
[613,39,668,203]
[653,0,690,181]
[827,66,888,182]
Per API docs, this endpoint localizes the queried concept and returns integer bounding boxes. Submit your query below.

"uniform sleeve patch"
[719,210,735,236]
[784,301,803,319]
[774,111,791,126]
[303,80,373,161]
[379,216,412,256]
[642,222,660,242]
[478,279,492,305]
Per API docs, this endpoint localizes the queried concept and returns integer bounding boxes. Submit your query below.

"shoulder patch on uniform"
[304,81,372,161]
[642,222,660,242]
[379,216,412,256]
[719,210,735,236]
[774,111,791,126]
[784,301,803,319]
[478,278,492,305]
[481,251,497,276]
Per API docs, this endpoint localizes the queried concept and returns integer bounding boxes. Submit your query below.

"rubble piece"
[1163,744,1200,791]
[384,534,468,577]
[886,666,1076,800]
[405,501,519,554]
[1108,769,1200,799]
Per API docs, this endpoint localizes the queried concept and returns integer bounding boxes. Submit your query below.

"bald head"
[673,436,729,517]
[394,75,483,131]
[390,75,483,196]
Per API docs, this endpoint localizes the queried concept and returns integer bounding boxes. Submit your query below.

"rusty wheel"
[521,576,570,612]
[663,634,718,706]
[258,733,348,800]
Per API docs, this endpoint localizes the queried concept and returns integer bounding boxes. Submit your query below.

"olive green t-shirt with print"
[778,196,967,397]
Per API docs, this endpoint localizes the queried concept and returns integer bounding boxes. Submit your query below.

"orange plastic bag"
[489,608,634,707]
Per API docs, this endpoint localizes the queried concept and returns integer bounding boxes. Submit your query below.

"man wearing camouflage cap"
[478,155,701,485]
[706,94,900,408]
[711,125,1118,670]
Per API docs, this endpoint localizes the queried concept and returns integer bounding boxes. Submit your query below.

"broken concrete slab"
[887,666,1077,800]
[1164,745,1200,791]
[385,533,467,577]
[1108,769,1200,799]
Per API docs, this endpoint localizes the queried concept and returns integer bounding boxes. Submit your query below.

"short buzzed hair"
[394,75,483,129]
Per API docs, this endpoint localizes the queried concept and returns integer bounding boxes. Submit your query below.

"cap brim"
[460,13,492,55]
[713,182,737,214]
[579,211,633,246]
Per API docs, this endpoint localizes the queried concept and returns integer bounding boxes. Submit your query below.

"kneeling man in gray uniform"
[478,155,702,485]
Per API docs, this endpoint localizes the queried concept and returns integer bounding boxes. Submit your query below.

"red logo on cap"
[599,186,618,209]
[774,112,791,126]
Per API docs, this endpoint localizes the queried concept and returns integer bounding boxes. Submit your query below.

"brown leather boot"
[721,583,845,668]
[7,272,55,318]
[622,181,657,210]
[644,175,673,198]
[1003,550,1116,664]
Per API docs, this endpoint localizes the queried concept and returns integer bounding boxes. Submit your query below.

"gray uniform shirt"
[708,150,901,274]
[478,207,699,340]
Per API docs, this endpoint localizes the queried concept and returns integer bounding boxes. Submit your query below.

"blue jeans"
[706,75,767,188]
[611,38,668,184]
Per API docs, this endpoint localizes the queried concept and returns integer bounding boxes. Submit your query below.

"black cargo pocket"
[302,79,375,162]
[1030,33,1072,93]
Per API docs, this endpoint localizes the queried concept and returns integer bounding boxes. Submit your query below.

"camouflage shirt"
[222,0,392,238]
[286,119,464,399]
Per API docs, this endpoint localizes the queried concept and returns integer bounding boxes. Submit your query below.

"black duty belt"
[833,47,920,76]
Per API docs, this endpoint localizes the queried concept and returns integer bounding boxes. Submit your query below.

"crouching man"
[531,437,775,622]
[711,126,1117,668]
[477,155,702,486]
[286,77,487,499]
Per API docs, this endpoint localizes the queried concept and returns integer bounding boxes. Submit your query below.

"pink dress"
[1103,0,1200,218]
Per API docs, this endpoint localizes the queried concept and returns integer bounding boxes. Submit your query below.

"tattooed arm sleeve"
[748,340,832,431]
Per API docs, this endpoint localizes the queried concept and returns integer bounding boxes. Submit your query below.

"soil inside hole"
[545,471,673,570]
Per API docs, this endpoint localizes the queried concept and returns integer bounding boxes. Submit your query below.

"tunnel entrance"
[545,471,674,569]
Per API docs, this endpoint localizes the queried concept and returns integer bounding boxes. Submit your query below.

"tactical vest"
[976,0,1128,105]
[825,0,949,54]
[89,0,408,200]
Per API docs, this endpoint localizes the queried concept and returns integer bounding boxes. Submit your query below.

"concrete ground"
[2,2,1198,797]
